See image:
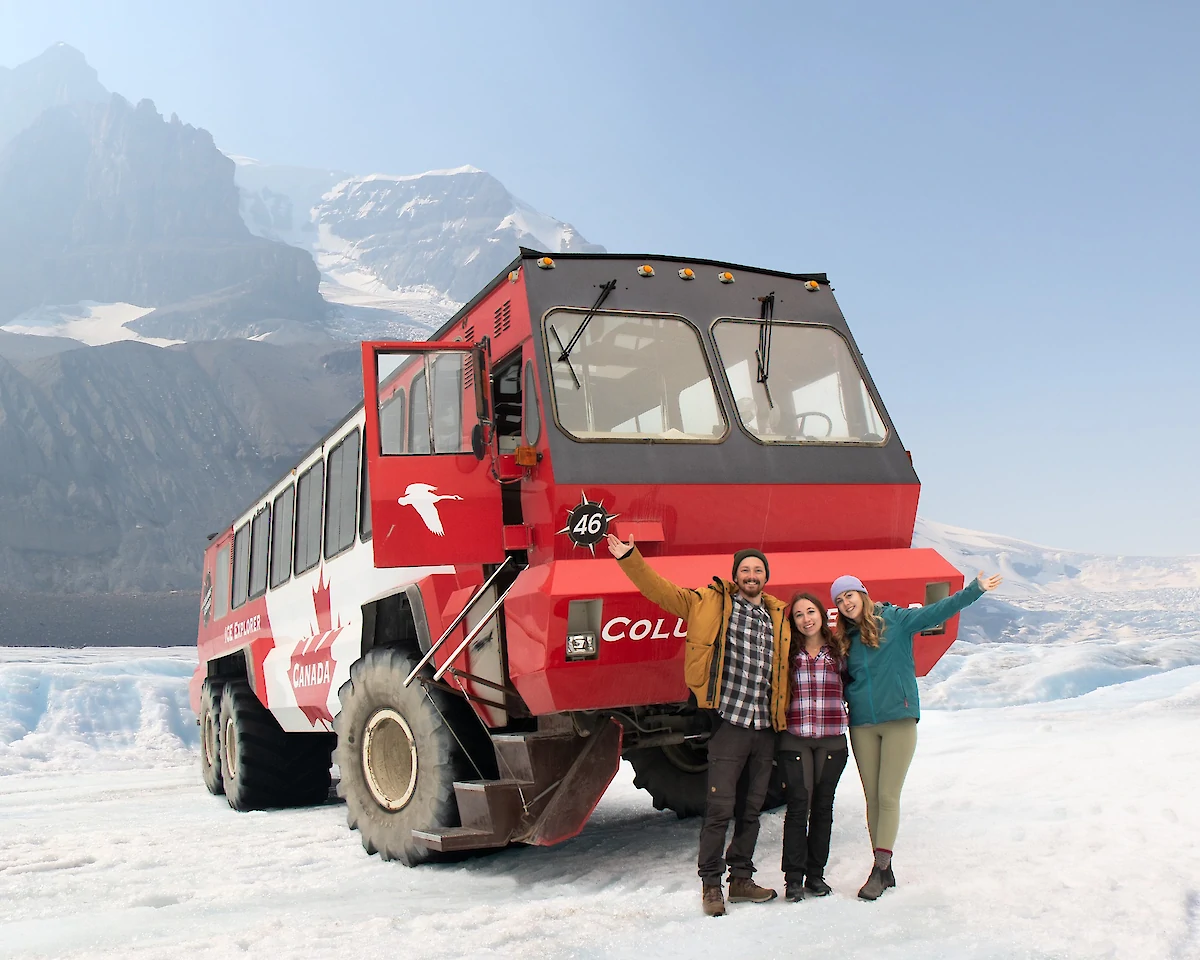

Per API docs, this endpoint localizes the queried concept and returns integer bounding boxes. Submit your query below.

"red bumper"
[503,548,964,715]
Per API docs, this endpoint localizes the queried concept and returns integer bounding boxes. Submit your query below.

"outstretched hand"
[606,533,635,559]
[976,571,1003,592]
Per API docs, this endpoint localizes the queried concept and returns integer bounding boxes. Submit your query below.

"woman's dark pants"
[779,738,848,883]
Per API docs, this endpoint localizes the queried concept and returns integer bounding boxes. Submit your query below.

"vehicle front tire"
[332,647,473,865]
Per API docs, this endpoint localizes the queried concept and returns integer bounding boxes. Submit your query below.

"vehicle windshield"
[712,320,887,444]
[545,310,725,441]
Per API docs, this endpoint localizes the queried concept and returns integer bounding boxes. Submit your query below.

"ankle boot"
[727,876,778,903]
[804,875,832,897]
[702,883,726,917]
[858,866,887,901]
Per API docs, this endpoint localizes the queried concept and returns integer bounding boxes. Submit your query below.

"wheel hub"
[224,714,240,780]
[362,707,418,811]
[203,709,218,768]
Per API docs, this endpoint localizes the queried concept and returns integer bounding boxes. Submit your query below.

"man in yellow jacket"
[607,533,792,917]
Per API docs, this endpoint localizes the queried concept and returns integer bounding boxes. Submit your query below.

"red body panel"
[504,548,963,715]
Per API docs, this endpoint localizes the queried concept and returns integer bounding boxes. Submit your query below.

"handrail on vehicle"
[401,556,518,688]
[431,581,521,683]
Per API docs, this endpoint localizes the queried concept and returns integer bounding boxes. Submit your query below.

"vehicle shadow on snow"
[436,803,719,889]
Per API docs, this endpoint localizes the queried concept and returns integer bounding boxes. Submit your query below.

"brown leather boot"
[702,883,726,917]
[727,876,778,903]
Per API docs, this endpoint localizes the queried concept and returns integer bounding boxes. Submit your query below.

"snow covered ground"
[2,524,1198,959]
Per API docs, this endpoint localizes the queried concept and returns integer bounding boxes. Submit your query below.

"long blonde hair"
[834,590,884,649]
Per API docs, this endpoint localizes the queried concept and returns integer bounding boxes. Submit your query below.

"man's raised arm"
[607,534,699,620]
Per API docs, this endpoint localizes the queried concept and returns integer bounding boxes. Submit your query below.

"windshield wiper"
[756,292,775,409]
[548,324,580,388]
[558,279,617,363]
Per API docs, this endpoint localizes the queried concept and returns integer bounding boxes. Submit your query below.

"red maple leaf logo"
[312,572,333,634]
[289,569,341,728]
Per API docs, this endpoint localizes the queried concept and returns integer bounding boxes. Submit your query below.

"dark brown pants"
[697,719,776,883]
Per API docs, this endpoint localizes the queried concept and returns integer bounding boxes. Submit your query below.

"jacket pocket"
[683,641,713,690]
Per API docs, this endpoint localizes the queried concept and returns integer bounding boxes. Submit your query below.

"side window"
[493,354,522,453]
[376,349,471,456]
[523,359,541,445]
[248,507,270,599]
[431,353,463,452]
[324,429,360,559]
[294,460,325,575]
[359,439,372,541]
[409,371,430,454]
[213,541,230,621]
[270,485,295,588]
[379,389,405,454]
[232,522,250,609]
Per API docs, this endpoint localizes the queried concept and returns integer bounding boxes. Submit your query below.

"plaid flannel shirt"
[717,595,774,729]
[785,645,848,738]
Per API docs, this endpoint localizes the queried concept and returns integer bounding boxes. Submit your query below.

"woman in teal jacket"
[831,571,1002,901]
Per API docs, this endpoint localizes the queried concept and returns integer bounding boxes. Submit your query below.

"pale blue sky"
[3,1,1198,555]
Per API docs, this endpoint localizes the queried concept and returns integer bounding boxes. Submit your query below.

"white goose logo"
[397,483,462,536]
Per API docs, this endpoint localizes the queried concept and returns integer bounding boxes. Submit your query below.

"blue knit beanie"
[830,575,867,603]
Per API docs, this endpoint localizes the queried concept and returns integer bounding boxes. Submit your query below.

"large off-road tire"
[200,679,225,795]
[219,679,333,811]
[332,647,475,866]
[629,742,787,818]
[629,742,708,818]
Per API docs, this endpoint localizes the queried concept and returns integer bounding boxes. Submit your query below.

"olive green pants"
[849,718,918,851]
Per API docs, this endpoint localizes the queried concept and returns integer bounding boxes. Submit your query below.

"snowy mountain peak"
[233,159,604,338]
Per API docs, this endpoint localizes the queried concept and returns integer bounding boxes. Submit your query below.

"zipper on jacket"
[706,580,728,704]
[859,634,877,725]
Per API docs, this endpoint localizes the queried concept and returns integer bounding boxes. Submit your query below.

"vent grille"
[463,358,474,392]
[493,300,511,337]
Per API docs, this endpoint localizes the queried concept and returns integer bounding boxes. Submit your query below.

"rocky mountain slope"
[0,42,108,148]
[0,44,603,630]
[0,338,362,595]
[0,89,326,341]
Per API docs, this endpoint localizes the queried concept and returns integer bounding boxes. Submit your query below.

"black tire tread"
[332,647,477,866]
[200,679,224,796]
[220,679,332,811]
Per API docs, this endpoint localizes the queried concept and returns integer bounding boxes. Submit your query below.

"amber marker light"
[536,257,555,269]
[514,444,539,467]
[804,280,820,291]
[508,269,520,282]
[718,271,735,284]
[637,264,655,277]
[678,267,695,280]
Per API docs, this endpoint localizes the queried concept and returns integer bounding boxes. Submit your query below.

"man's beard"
[738,578,763,598]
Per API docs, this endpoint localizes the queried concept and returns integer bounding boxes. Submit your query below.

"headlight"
[565,632,599,660]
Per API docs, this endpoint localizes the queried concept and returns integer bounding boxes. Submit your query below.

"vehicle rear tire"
[629,743,787,818]
[219,679,333,811]
[200,679,224,795]
[332,647,475,866]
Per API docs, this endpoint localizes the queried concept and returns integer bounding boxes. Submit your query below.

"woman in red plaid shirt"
[778,592,850,902]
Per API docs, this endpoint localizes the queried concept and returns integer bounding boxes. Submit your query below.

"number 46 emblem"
[558,492,620,555]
